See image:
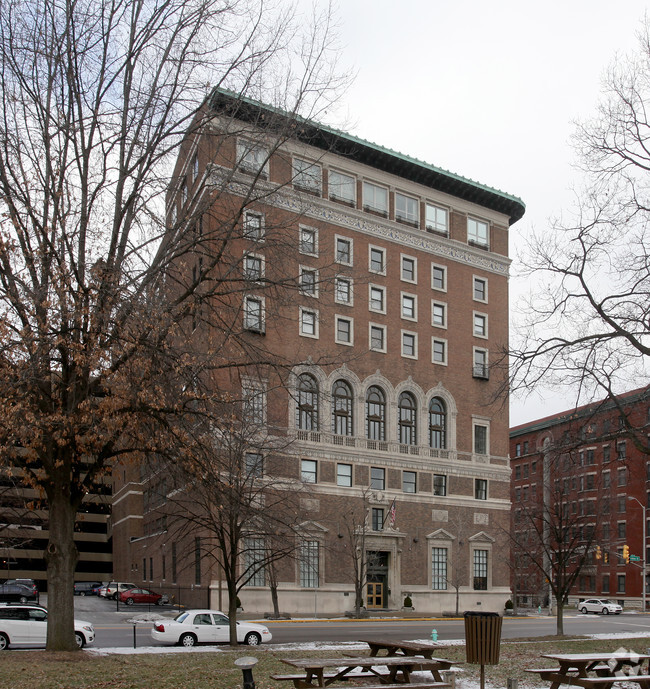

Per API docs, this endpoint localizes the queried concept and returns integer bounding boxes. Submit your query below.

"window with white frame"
[432,264,447,291]
[473,312,488,338]
[431,547,448,590]
[433,474,447,496]
[243,211,264,241]
[473,549,488,589]
[474,422,488,455]
[369,285,386,313]
[395,192,419,224]
[425,204,448,234]
[237,139,268,176]
[332,379,353,436]
[293,158,321,193]
[329,170,356,203]
[403,470,417,493]
[300,267,318,296]
[335,236,353,265]
[366,386,386,441]
[299,307,319,338]
[244,296,265,333]
[299,226,318,256]
[402,331,417,358]
[335,276,352,305]
[336,316,353,345]
[337,463,352,487]
[401,255,417,283]
[300,540,319,587]
[371,507,384,531]
[369,246,386,274]
[371,466,385,490]
[301,459,317,483]
[398,392,417,445]
[401,293,417,320]
[432,301,446,328]
[363,181,388,215]
[432,337,447,365]
[243,253,263,282]
[468,217,489,247]
[429,398,447,449]
[369,324,386,352]
[244,537,266,586]
[245,452,264,478]
[242,380,265,426]
[296,373,318,430]
[475,478,488,500]
[473,276,488,302]
[473,348,489,379]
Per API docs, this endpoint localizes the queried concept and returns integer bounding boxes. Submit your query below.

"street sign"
[630,555,641,561]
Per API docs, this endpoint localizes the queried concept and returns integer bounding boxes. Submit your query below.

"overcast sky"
[306,0,650,426]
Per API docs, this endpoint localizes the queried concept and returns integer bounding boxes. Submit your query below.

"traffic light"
[604,552,609,564]
[595,545,602,560]
[623,544,630,563]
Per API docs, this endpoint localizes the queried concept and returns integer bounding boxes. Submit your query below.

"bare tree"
[511,17,650,430]
[0,0,345,650]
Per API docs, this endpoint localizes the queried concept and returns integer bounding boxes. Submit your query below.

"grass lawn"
[1,636,649,689]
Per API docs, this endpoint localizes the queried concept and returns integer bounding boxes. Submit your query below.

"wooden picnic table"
[526,652,650,689]
[359,638,443,658]
[275,654,454,688]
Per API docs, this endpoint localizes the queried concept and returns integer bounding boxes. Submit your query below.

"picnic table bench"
[359,638,443,658]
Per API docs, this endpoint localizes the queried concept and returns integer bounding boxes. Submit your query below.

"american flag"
[388,499,396,528]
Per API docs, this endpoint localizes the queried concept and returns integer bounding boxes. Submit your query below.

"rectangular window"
[371,507,385,531]
[401,256,417,283]
[474,424,488,455]
[402,331,417,358]
[369,246,386,274]
[299,226,318,256]
[335,236,352,265]
[432,338,447,365]
[244,537,266,587]
[618,521,626,539]
[395,192,419,224]
[468,217,489,247]
[473,276,488,302]
[192,152,199,182]
[433,474,447,496]
[432,264,447,291]
[473,312,488,338]
[244,296,265,333]
[475,478,488,500]
[401,293,416,320]
[432,301,447,328]
[293,158,322,192]
[371,467,385,490]
[300,267,318,296]
[300,540,319,588]
[301,459,317,483]
[425,204,448,234]
[335,316,353,345]
[245,452,263,478]
[237,140,268,176]
[473,348,489,379]
[337,463,352,487]
[335,277,352,305]
[243,254,263,282]
[473,549,488,590]
[617,467,627,486]
[243,211,264,241]
[403,471,417,493]
[603,445,611,463]
[431,547,448,590]
[369,285,386,313]
[370,324,386,352]
[617,575,626,593]
[299,307,319,338]
[329,170,356,203]
[363,181,388,215]
[617,441,627,459]
[242,381,265,426]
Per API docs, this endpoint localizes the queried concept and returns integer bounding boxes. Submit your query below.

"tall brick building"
[111,92,525,614]
[510,387,650,610]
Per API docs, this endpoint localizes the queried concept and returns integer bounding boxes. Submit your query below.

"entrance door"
[366,582,383,609]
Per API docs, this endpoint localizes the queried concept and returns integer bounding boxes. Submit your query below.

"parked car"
[0,584,38,603]
[74,582,102,596]
[151,610,272,647]
[119,588,168,606]
[4,579,38,597]
[0,604,94,650]
[98,582,136,600]
[578,598,623,615]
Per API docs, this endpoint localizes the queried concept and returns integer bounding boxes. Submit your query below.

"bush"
[403,595,413,608]
[504,599,514,610]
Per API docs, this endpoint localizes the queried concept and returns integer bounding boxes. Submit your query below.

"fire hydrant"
[431,629,438,642]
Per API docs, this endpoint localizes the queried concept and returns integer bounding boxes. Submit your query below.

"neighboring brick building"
[510,387,650,610]
[111,91,525,614]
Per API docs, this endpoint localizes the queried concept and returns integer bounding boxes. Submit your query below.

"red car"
[119,588,168,606]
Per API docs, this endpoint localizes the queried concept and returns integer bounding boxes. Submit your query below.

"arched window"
[366,386,386,441]
[429,397,447,449]
[398,392,417,445]
[332,380,353,436]
[296,374,318,430]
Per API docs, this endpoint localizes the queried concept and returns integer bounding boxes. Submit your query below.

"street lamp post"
[628,496,647,613]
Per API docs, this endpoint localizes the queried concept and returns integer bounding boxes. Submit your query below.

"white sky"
[308,0,650,427]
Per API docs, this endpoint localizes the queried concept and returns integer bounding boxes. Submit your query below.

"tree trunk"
[44,489,79,651]
[270,582,280,616]
[555,600,564,635]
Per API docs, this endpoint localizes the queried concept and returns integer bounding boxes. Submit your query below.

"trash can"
[463,611,502,665]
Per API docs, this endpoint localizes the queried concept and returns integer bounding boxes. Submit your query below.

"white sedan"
[578,598,623,615]
[0,604,95,649]
[151,610,272,646]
